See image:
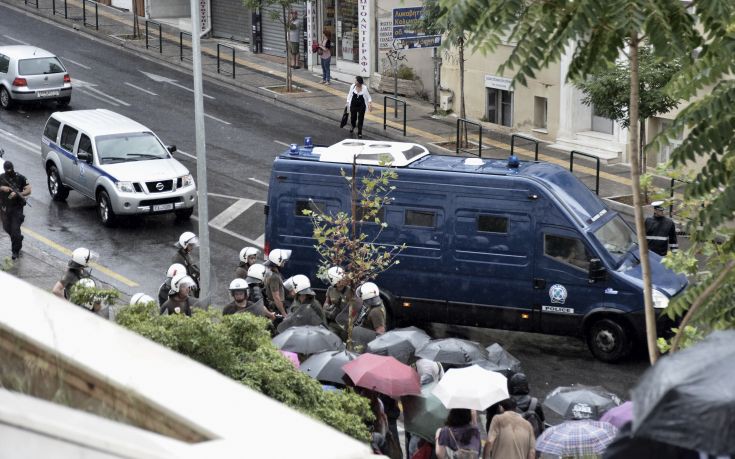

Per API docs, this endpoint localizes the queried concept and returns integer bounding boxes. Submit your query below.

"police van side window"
[544,234,591,271]
[44,118,61,142]
[294,199,325,217]
[60,125,79,152]
[477,214,509,234]
[405,209,436,228]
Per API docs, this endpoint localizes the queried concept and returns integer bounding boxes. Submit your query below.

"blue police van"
[264,139,687,362]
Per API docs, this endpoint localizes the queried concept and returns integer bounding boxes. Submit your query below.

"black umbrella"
[300,349,358,385]
[351,326,378,350]
[632,330,735,456]
[544,386,622,420]
[271,325,343,354]
[366,326,431,364]
[415,338,489,366]
[485,343,523,374]
[276,305,323,333]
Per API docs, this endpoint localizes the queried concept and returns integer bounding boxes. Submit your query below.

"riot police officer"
[645,201,678,257]
[246,263,268,304]
[172,232,200,295]
[52,247,97,299]
[160,273,199,316]
[234,247,259,280]
[355,282,387,335]
[264,248,291,317]
[223,278,275,319]
[0,161,31,259]
[158,263,186,306]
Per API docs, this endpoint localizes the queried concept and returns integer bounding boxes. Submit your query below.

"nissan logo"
[155,182,164,191]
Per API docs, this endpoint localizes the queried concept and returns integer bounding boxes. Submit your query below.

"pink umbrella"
[342,353,421,397]
[600,400,633,428]
[280,350,300,369]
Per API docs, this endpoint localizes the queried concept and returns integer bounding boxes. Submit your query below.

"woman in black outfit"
[345,76,372,138]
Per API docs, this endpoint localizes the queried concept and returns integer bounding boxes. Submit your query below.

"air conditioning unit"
[439,88,454,111]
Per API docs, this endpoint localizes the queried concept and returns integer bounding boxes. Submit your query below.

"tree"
[304,160,404,349]
[242,0,299,92]
[439,0,702,363]
[576,46,682,174]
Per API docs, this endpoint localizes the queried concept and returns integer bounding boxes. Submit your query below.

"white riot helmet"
[178,231,199,248]
[284,274,312,295]
[326,266,345,286]
[229,278,249,294]
[71,247,98,267]
[246,264,267,284]
[130,293,156,306]
[170,273,196,293]
[239,247,260,263]
[267,248,292,268]
[166,263,186,278]
[358,282,382,306]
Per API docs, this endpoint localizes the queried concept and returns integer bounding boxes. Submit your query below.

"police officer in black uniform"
[0,161,31,259]
[645,201,678,256]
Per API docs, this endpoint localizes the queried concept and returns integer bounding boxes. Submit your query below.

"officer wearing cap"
[0,161,31,259]
[645,201,678,256]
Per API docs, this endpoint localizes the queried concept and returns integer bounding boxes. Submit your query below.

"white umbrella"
[431,364,509,410]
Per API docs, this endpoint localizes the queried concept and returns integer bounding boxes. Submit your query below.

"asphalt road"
[0,3,648,406]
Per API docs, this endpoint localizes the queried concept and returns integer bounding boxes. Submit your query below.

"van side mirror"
[589,258,607,283]
[77,151,92,163]
[167,145,177,153]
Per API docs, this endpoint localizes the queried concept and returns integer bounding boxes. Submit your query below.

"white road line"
[175,149,197,160]
[169,80,215,100]
[0,129,39,155]
[124,82,157,96]
[84,86,131,106]
[191,215,264,248]
[204,113,231,125]
[208,191,263,201]
[248,177,269,187]
[2,35,29,45]
[209,198,256,228]
[62,57,91,69]
[273,140,290,147]
[76,88,120,107]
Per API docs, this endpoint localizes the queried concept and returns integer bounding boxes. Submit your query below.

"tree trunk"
[132,0,140,38]
[283,5,292,92]
[640,120,648,202]
[628,35,659,365]
[458,35,467,148]
[346,157,358,351]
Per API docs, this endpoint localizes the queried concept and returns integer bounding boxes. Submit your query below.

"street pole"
[432,48,437,114]
[189,0,211,302]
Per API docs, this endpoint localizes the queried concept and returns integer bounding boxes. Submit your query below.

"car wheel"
[57,96,71,107]
[0,87,14,110]
[586,317,633,363]
[47,165,69,201]
[97,190,117,227]
[174,207,194,220]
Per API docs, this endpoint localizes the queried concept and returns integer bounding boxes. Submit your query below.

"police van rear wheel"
[97,190,117,227]
[47,165,69,201]
[586,318,632,363]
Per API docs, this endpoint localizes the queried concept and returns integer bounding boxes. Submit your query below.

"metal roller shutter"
[211,0,252,42]
[261,3,305,57]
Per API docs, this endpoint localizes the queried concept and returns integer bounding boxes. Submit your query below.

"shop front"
[308,0,371,79]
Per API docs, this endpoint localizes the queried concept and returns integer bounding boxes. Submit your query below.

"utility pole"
[189,0,211,302]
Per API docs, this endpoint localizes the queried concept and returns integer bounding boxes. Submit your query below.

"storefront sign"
[378,18,393,50]
[396,35,441,49]
[198,0,211,35]
[306,1,317,68]
[358,0,371,76]
[484,74,514,91]
[392,7,423,38]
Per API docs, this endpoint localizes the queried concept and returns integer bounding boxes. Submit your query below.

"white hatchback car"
[0,45,72,109]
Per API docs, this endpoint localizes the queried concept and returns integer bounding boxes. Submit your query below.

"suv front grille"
[145,179,173,193]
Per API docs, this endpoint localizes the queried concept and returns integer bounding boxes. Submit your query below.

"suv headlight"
[180,174,194,188]
[116,181,135,193]
[652,289,670,309]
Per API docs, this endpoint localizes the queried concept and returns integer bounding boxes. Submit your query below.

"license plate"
[153,203,174,212]
[37,90,60,98]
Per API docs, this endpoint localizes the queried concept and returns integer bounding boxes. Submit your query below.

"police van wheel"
[586,318,632,363]
[47,165,69,201]
[97,190,117,227]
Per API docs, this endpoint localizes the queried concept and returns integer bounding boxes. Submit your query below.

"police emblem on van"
[549,284,567,304]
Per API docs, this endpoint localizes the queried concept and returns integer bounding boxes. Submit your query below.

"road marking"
[61,57,91,69]
[21,227,139,287]
[124,82,157,96]
[204,113,231,125]
[75,79,131,106]
[192,215,264,249]
[2,35,29,45]
[208,191,258,201]
[273,140,290,147]
[76,88,120,107]
[209,198,256,228]
[140,71,215,100]
[249,177,269,188]
[0,128,39,155]
[174,149,197,160]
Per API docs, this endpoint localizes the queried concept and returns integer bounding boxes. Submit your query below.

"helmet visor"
[364,296,382,306]
[186,236,200,247]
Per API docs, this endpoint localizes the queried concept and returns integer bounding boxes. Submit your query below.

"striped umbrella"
[536,420,618,457]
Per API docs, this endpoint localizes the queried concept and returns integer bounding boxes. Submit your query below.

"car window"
[60,125,78,152]
[405,209,436,228]
[18,57,65,75]
[43,117,61,142]
[77,134,93,157]
[0,55,9,73]
[477,214,509,234]
[95,132,169,164]
[544,234,591,271]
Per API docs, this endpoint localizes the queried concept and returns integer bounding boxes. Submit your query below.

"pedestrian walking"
[0,161,31,259]
[508,373,545,437]
[645,201,678,256]
[318,30,332,84]
[483,398,536,459]
[52,247,97,299]
[288,10,301,69]
[345,76,372,139]
[355,282,387,335]
[172,231,200,295]
[264,248,291,317]
[158,263,186,306]
[160,273,198,316]
[234,247,259,280]
[435,408,482,459]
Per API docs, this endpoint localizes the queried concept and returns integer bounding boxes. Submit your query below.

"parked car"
[0,45,72,110]
[265,139,688,362]
[41,109,196,226]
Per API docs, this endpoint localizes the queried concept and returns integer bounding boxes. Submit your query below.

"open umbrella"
[600,401,633,428]
[342,353,421,397]
[276,305,323,333]
[401,382,449,442]
[432,364,508,410]
[484,343,522,374]
[415,338,489,366]
[300,349,358,385]
[279,350,300,369]
[536,419,618,457]
[544,386,622,420]
[367,326,431,364]
[632,330,735,456]
[351,326,378,350]
[271,325,343,354]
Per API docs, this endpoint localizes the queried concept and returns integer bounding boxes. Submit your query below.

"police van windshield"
[96,133,169,164]
[593,215,636,263]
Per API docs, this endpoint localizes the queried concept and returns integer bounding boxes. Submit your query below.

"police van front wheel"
[97,190,117,227]
[586,318,632,363]
[47,165,69,201]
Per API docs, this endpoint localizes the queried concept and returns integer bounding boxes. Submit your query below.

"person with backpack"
[508,373,545,437]
[483,399,536,459]
[435,408,482,459]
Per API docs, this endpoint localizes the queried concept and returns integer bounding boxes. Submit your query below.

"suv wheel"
[586,317,633,363]
[97,190,117,227]
[174,207,194,220]
[47,165,69,201]
[0,87,14,110]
